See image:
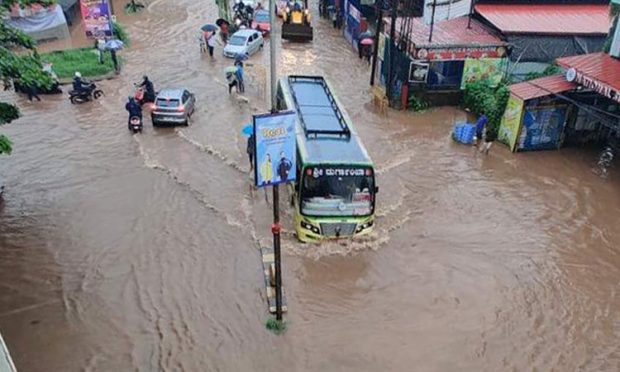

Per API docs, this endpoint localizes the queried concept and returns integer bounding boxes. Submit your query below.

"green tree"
[1,0,55,154]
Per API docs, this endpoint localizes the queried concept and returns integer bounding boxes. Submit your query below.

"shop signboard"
[79,0,113,39]
[408,60,429,83]
[566,67,620,104]
[498,94,524,152]
[414,46,507,61]
[460,58,508,89]
[254,111,297,188]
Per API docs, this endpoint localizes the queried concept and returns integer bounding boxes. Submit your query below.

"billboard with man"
[253,111,297,188]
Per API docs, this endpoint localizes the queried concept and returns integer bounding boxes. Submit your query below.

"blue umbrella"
[241,123,253,137]
[201,24,218,32]
[235,53,248,62]
[104,39,124,50]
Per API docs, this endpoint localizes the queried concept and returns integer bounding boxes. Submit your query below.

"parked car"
[151,88,196,126]
[223,29,264,58]
[252,9,271,34]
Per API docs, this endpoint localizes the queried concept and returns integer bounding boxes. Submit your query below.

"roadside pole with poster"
[254,111,297,188]
[80,0,113,39]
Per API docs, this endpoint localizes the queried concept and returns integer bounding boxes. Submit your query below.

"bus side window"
[276,84,285,110]
[295,149,301,191]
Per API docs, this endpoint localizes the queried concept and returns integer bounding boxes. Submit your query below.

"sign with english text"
[254,111,297,188]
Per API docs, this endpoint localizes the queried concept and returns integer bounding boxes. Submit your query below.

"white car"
[223,29,264,58]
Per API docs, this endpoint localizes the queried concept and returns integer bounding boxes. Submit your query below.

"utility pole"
[386,0,397,102]
[428,0,437,43]
[269,0,283,322]
[370,6,382,86]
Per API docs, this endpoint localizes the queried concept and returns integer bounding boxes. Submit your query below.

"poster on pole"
[254,111,297,188]
[80,0,113,39]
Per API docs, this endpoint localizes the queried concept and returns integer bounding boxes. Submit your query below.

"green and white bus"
[276,75,377,242]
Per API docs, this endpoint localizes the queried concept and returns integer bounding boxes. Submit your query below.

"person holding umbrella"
[201,24,219,58]
[104,38,124,73]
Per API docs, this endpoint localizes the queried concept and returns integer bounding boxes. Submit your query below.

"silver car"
[151,88,196,126]
[223,29,264,58]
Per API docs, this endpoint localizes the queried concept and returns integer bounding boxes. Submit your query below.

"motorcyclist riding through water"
[137,75,155,103]
[72,72,92,94]
[125,96,142,124]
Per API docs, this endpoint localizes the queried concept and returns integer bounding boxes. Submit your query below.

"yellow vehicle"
[282,0,313,41]
[276,76,377,242]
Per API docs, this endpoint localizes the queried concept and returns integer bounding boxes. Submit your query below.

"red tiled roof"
[475,4,611,35]
[387,16,505,47]
[557,52,620,92]
[509,74,576,101]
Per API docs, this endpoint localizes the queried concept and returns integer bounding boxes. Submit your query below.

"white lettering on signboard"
[573,71,620,104]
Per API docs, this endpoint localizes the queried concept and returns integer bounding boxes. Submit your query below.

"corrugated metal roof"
[475,4,610,35]
[386,16,505,47]
[557,52,620,92]
[509,74,576,101]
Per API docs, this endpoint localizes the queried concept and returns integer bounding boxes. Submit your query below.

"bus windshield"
[301,166,375,217]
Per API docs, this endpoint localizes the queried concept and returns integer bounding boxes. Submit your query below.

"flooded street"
[1,0,620,371]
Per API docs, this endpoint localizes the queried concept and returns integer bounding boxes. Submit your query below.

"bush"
[41,48,115,79]
[0,102,20,125]
[462,79,510,136]
[525,64,561,81]
[112,21,129,44]
[408,94,429,112]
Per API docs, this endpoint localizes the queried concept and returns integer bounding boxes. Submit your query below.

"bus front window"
[301,166,375,217]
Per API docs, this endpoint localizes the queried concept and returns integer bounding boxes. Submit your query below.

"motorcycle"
[128,116,143,133]
[69,83,103,104]
[133,83,155,106]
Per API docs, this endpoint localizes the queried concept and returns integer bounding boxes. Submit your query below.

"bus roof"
[282,75,373,166]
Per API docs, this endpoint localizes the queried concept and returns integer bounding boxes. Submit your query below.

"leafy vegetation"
[125,0,145,14]
[42,48,115,79]
[1,0,57,154]
[265,317,287,334]
[112,21,129,45]
[462,79,510,138]
[524,64,561,81]
[407,94,429,112]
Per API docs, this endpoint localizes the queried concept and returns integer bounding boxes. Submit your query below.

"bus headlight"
[356,220,374,233]
[301,221,320,234]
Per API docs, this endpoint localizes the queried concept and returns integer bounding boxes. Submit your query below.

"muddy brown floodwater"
[1,1,620,371]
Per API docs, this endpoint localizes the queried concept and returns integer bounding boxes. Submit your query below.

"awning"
[475,4,610,35]
[509,74,576,101]
[557,52,620,104]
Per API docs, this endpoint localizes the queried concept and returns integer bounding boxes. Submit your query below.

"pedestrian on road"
[96,38,106,64]
[206,31,216,58]
[247,133,255,171]
[475,112,487,145]
[235,61,245,93]
[480,128,496,155]
[226,70,239,94]
[26,84,41,102]
[110,49,120,73]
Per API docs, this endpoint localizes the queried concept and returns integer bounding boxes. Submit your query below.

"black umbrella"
[216,18,230,27]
